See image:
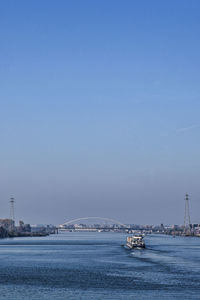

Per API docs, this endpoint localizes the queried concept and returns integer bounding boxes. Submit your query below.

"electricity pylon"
[184,193,191,234]
[9,197,15,221]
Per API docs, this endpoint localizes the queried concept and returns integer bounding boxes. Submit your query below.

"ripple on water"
[0,233,199,299]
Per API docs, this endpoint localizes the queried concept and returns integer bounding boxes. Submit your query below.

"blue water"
[0,233,200,299]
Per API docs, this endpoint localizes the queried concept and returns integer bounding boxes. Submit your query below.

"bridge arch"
[61,217,127,228]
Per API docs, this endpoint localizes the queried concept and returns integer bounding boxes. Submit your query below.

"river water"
[0,232,199,299]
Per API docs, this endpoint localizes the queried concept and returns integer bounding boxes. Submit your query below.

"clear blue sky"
[0,0,200,225]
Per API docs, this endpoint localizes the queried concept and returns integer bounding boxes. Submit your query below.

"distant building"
[31,224,56,234]
[31,224,47,233]
[17,220,31,233]
[0,219,15,232]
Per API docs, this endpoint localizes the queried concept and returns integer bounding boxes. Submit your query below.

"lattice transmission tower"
[184,193,191,233]
[9,197,15,220]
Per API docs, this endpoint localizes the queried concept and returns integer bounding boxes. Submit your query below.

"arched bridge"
[61,216,127,228]
[58,217,131,231]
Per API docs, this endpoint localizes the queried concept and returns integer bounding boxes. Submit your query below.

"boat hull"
[125,243,145,249]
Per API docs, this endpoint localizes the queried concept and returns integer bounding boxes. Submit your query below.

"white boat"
[125,235,145,249]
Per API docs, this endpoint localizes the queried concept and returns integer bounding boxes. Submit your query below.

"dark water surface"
[0,232,200,299]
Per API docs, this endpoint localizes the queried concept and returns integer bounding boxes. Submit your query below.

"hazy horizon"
[1,0,200,225]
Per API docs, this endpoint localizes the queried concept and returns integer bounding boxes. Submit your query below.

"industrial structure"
[0,197,57,238]
[184,193,191,235]
[9,197,15,221]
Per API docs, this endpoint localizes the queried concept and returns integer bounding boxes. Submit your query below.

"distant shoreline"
[0,232,49,239]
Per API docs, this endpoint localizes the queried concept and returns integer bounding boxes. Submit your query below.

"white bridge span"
[60,217,127,228]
